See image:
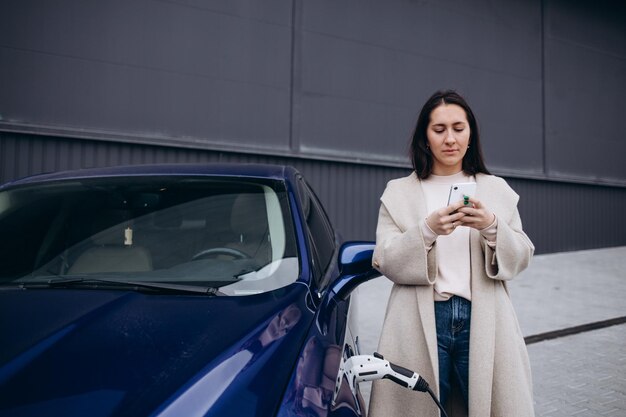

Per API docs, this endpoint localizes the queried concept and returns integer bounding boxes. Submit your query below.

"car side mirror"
[318,242,381,331]
[332,241,381,301]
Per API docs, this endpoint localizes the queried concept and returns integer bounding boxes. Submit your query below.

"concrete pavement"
[353,245,626,415]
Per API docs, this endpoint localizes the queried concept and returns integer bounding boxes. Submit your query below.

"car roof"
[0,163,299,189]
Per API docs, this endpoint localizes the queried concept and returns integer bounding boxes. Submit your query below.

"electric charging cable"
[333,352,449,417]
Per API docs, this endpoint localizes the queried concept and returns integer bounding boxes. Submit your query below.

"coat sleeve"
[372,201,437,286]
[483,204,535,281]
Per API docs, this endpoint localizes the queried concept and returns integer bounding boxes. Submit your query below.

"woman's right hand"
[425,201,467,235]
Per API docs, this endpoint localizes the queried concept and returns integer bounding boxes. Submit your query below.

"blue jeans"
[435,296,471,409]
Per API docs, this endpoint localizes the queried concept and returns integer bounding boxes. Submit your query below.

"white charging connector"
[332,352,448,417]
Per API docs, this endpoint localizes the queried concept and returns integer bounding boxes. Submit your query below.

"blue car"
[0,163,381,417]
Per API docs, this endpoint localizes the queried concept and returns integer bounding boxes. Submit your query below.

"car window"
[297,177,336,286]
[0,176,299,296]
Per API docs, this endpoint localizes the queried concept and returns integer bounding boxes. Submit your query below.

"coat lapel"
[468,228,495,415]
[380,172,425,232]
[475,174,515,222]
[400,174,441,388]
[468,174,499,415]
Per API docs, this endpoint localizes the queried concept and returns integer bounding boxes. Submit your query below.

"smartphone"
[447,182,476,206]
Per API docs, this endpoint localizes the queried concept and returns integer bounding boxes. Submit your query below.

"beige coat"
[368,172,535,417]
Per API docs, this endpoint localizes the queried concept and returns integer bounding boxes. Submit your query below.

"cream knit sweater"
[419,171,497,301]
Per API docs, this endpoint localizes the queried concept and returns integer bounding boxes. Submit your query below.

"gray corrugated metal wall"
[1,0,625,255]
[3,132,625,254]
[1,0,625,186]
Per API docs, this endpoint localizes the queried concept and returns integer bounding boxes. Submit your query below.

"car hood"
[0,284,312,417]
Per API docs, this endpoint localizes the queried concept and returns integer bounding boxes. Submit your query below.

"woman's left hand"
[457,197,496,230]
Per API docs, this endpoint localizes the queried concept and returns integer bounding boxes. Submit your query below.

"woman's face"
[426,103,471,175]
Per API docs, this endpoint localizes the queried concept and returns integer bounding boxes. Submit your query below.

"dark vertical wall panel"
[544,0,626,183]
[0,0,292,151]
[298,0,543,175]
[2,133,626,254]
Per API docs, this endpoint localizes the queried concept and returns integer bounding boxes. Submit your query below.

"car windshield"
[0,175,299,295]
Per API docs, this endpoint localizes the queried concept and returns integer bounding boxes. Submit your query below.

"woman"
[368,90,535,416]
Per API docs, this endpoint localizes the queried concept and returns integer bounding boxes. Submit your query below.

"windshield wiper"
[19,277,223,296]
[233,268,258,280]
